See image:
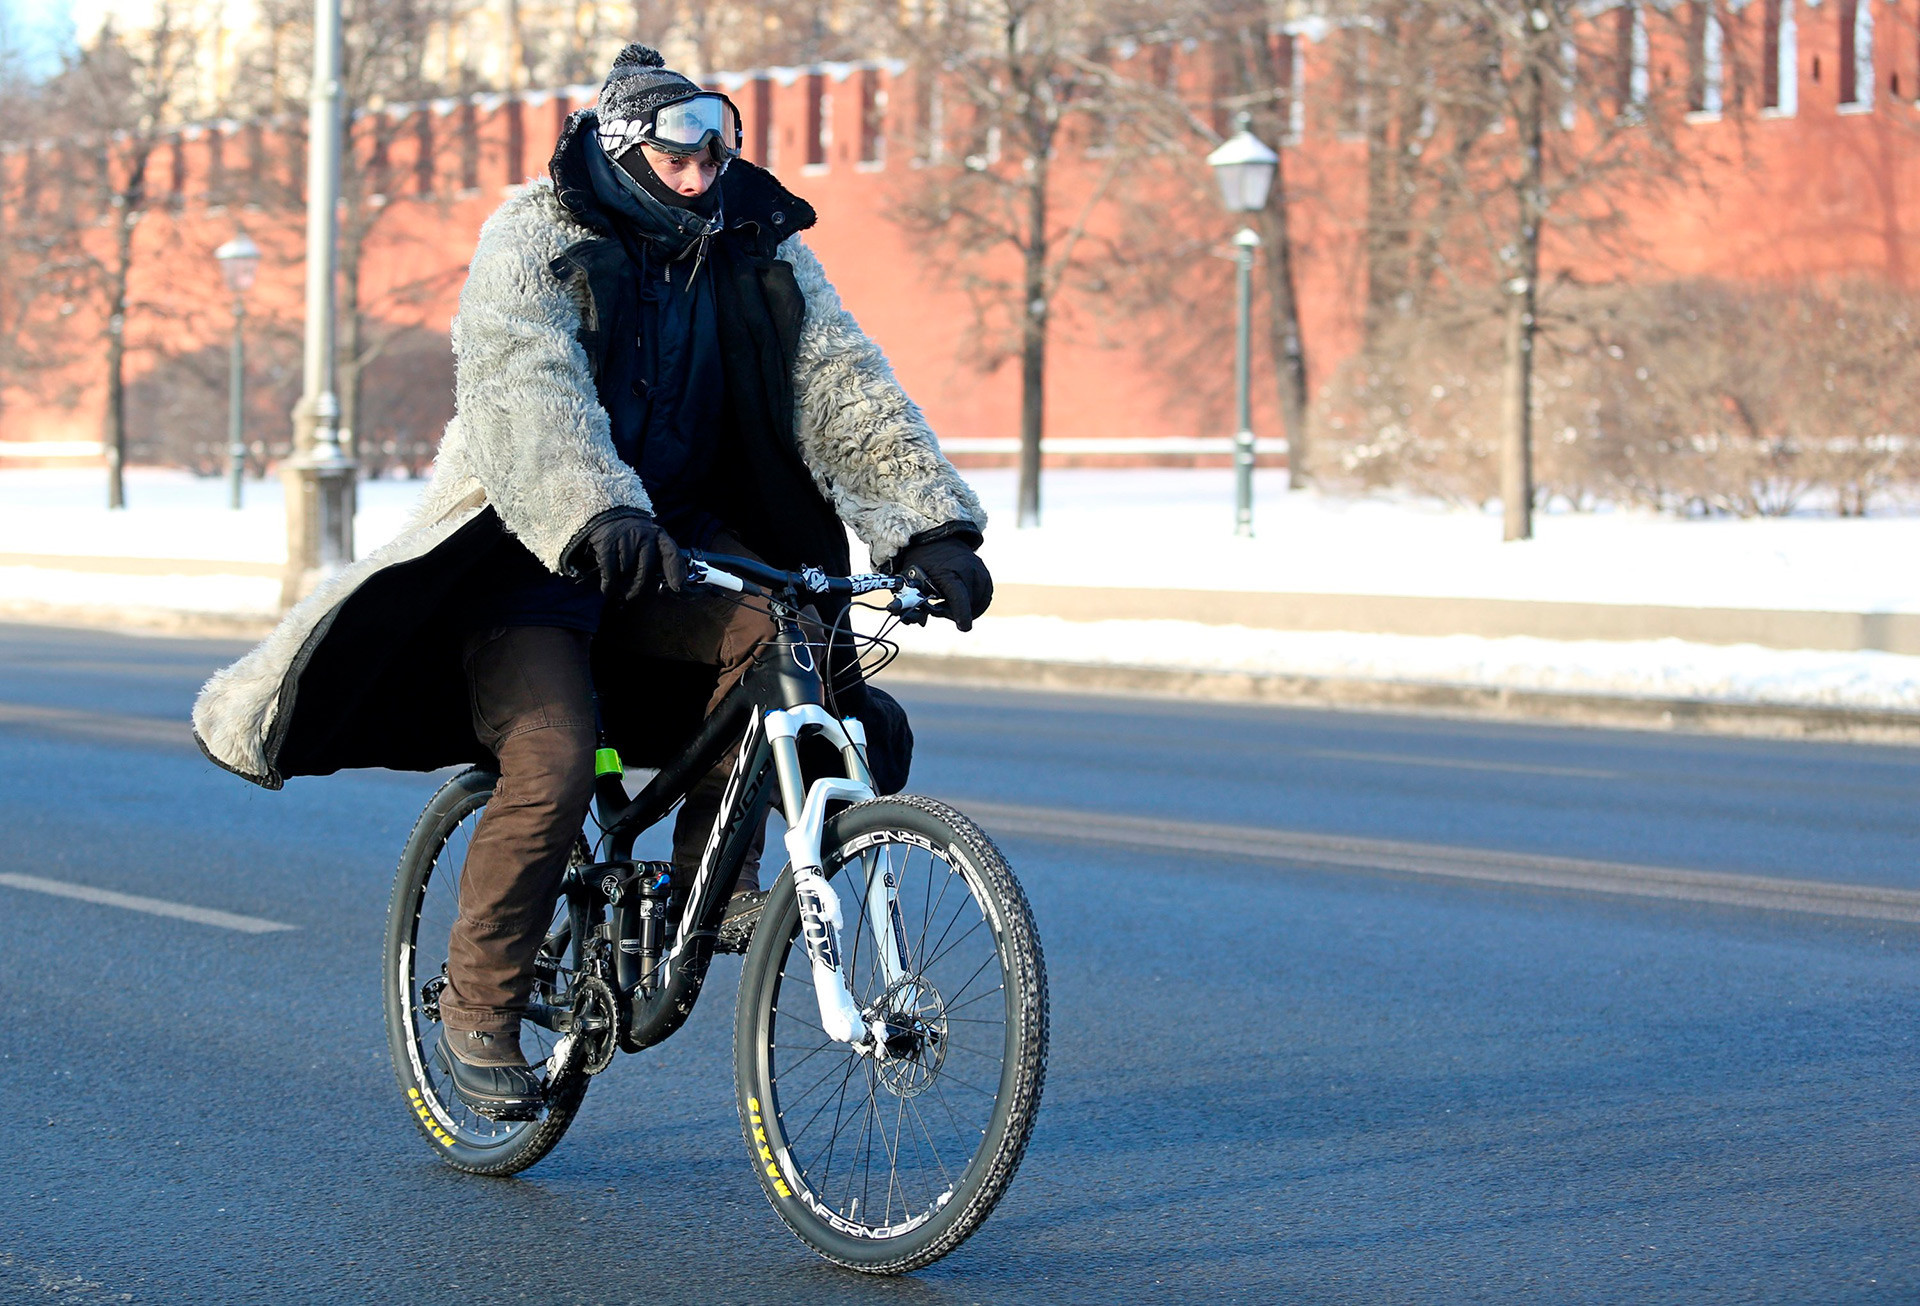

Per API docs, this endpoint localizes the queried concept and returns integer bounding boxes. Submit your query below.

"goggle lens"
[651,96,740,152]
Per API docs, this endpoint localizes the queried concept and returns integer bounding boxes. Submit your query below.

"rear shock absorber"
[629,862,674,993]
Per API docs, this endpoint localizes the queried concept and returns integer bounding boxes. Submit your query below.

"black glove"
[891,526,992,632]
[567,508,687,602]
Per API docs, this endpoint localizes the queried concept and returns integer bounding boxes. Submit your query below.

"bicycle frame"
[573,560,917,1057]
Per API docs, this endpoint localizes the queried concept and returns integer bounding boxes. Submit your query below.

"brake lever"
[886,585,931,626]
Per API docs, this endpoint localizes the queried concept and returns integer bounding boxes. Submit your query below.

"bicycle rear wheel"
[735,795,1048,1274]
[382,767,589,1176]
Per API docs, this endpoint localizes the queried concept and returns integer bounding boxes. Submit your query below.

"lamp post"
[214,233,260,511]
[283,0,356,609]
[1206,116,1279,538]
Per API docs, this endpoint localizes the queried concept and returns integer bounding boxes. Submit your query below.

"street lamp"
[1206,115,1278,538]
[282,0,357,609]
[214,232,260,510]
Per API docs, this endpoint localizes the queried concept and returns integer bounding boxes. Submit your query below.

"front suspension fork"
[766,707,909,1049]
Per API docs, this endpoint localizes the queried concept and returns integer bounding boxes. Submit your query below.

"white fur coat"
[193,180,984,785]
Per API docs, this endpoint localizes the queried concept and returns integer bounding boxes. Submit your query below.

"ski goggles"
[598,92,743,163]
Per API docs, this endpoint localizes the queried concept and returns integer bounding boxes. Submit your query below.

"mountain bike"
[380,553,1048,1274]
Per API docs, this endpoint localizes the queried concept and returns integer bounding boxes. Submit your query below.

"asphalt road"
[2,620,1918,1303]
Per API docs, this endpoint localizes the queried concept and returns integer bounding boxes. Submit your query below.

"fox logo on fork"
[795,880,841,971]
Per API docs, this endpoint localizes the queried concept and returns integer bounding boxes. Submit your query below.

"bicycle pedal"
[715,891,768,954]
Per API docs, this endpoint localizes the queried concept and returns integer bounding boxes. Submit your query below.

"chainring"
[572,974,625,1076]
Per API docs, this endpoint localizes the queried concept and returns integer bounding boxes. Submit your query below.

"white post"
[1232,227,1260,538]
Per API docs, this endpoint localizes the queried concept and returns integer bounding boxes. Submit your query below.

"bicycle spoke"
[904,1092,954,1193]
[814,1052,864,1199]
[919,917,988,980]
[769,1038,835,1079]
[787,1057,861,1149]
[783,1047,863,1121]
[942,987,1008,1018]
[927,1076,976,1150]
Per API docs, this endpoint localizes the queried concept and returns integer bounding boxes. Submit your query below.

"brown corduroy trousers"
[439,577,775,1036]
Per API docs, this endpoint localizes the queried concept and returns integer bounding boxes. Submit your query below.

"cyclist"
[193,43,992,1121]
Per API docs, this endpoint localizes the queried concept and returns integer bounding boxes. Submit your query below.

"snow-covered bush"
[1320,279,1920,516]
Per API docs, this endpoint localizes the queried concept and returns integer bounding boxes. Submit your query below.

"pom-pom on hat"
[596,43,701,157]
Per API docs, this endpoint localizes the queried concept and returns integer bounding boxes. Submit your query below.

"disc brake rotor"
[871,976,947,1098]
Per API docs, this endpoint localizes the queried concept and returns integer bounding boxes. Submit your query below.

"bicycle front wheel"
[735,795,1048,1274]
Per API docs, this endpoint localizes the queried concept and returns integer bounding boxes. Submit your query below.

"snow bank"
[0,468,422,562]
[0,567,281,618]
[3,466,1914,615]
[958,469,1920,615]
[877,614,1920,712]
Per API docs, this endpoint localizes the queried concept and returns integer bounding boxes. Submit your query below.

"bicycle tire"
[734,795,1048,1273]
[382,767,589,1177]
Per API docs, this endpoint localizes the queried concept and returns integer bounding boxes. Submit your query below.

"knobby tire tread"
[736,794,1049,1274]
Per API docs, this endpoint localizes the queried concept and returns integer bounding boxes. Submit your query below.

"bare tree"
[889,1,1156,527]
[43,5,201,508]
[1333,0,1687,538]
[0,28,77,415]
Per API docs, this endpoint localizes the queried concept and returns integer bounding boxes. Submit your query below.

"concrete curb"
[7,557,1917,653]
[885,653,1920,746]
[0,553,282,578]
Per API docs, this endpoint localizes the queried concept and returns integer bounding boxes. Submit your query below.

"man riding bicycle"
[193,43,991,1122]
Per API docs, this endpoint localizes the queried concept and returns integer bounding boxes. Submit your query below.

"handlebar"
[686,550,932,621]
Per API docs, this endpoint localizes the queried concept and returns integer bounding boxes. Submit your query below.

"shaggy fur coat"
[192,175,984,788]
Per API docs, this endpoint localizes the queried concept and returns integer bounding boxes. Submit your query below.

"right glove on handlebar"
[890,526,993,632]
[566,508,688,602]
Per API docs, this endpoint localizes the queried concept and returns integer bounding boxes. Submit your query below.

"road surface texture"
[1,621,1917,1303]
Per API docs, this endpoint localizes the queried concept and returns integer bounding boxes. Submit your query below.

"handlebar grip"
[691,561,747,593]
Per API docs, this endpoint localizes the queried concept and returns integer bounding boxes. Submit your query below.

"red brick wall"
[3,20,1917,466]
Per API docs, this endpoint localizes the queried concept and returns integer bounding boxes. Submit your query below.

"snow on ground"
[0,567,280,618]
[3,466,1917,613]
[876,614,1920,712]
[958,469,1920,614]
[2,466,1917,711]
[0,467,423,563]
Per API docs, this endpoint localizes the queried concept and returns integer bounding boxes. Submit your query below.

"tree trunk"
[1361,9,1404,342]
[1258,182,1309,490]
[338,227,363,467]
[1500,47,1545,543]
[1016,147,1049,529]
[1246,23,1312,488]
[103,307,126,509]
[103,217,133,511]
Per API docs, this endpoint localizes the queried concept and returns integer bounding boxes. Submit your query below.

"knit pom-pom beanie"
[598,42,697,127]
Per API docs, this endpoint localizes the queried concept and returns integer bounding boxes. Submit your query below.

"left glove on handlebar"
[567,509,688,602]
